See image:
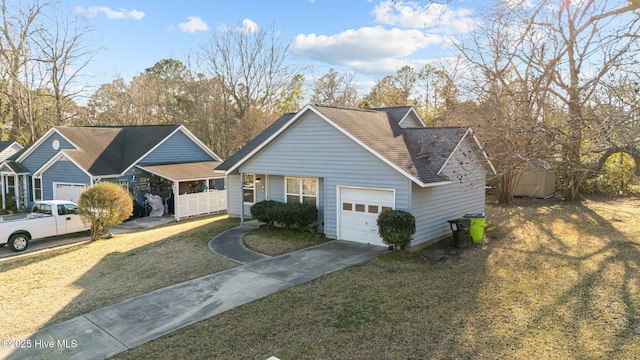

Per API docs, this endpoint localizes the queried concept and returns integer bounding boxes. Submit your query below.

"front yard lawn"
[0,215,240,340]
[243,227,330,256]
[113,197,640,360]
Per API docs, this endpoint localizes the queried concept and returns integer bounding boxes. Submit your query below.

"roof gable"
[215,112,296,172]
[137,127,220,167]
[0,141,23,162]
[43,125,181,176]
[373,106,425,128]
[403,127,470,175]
[0,141,18,152]
[0,160,29,174]
[216,104,492,186]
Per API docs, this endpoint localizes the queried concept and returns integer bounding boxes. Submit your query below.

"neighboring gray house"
[1,125,226,220]
[215,104,495,250]
[0,141,23,162]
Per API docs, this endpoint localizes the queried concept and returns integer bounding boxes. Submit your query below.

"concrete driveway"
[1,222,387,360]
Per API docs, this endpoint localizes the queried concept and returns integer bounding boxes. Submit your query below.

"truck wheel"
[8,233,29,252]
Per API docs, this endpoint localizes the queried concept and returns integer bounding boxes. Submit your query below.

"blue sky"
[68,0,479,93]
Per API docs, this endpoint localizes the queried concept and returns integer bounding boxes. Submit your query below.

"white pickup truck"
[0,200,90,252]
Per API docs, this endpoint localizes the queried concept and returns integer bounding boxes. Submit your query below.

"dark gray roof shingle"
[0,141,15,152]
[138,161,223,181]
[55,125,180,176]
[216,105,474,185]
[1,160,29,174]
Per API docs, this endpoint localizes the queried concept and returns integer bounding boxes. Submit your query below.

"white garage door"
[338,187,394,246]
[54,183,87,204]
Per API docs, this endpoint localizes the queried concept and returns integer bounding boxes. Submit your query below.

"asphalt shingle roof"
[315,106,457,184]
[55,125,180,176]
[1,161,29,174]
[0,141,15,152]
[138,161,223,181]
[216,105,476,185]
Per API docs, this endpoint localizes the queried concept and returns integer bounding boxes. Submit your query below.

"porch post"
[1,175,5,210]
[13,175,19,210]
[22,175,28,210]
[240,172,244,223]
[173,181,179,221]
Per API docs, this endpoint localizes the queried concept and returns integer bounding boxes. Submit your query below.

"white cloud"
[372,0,475,34]
[74,6,145,20]
[241,19,259,34]
[177,16,209,33]
[294,26,442,74]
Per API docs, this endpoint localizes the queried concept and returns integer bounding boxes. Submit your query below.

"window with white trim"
[34,178,42,201]
[243,174,255,203]
[285,177,318,205]
[6,176,15,195]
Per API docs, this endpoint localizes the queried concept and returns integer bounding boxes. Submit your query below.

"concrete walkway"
[2,224,386,360]
[208,220,271,264]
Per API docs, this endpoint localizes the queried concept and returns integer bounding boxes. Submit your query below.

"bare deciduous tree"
[0,0,97,143]
[310,68,358,108]
[455,0,640,201]
[199,22,301,144]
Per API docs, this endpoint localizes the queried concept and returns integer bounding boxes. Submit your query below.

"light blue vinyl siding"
[236,112,411,238]
[41,159,91,200]
[140,130,215,164]
[411,137,486,246]
[227,174,242,216]
[21,133,75,173]
[267,175,284,201]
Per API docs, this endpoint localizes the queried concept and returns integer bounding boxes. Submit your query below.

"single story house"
[514,158,556,199]
[215,104,495,250]
[1,125,227,220]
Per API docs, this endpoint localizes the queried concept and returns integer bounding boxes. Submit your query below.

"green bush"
[250,200,283,227]
[250,200,318,231]
[78,182,134,242]
[292,202,318,230]
[377,209,415,252]
[277,201,298,229]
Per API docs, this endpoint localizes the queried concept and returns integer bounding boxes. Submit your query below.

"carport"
[136,161,227,221]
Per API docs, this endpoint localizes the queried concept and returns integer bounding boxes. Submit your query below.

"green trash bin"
[464,213,486,243]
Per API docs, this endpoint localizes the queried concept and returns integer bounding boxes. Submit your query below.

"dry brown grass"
[0,215,240,340]
[243,227,330,256]
[112,197,640,360]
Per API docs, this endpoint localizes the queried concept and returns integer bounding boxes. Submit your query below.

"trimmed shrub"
[291,202,318,231]
[377,209,416,252]
[250,200,283,227]
[250,200,318,231]
[78,182,134,242]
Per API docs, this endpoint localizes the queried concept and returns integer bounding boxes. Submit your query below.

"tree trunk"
[497,169,522,205]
